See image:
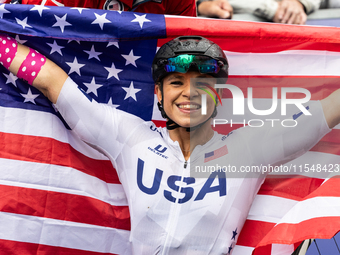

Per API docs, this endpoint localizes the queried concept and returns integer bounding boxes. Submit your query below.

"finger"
[287,11,297,24]
[300,13,307,24]
[281,5,293,23]
[221,1,233,12]
[276,8,284,21]
[215,9,231,19]
[277,2,288,21]
[294,14,301,25]
[229,9,233,18]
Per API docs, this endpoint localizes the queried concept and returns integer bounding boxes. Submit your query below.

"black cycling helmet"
[152,36,229,131]
[152,35,229,83]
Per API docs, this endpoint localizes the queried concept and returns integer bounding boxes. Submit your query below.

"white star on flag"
[107,42,119,48]
[104,63,122,80]
[122,81,141,101]
[84,77,103,97]
[92,13,111,30]
[71,7,88,14]
[66,57,85,75]
[67,39,81,44]
[20,88,40,104]
[131,14,151,29]
[3,72,18,87]
[15,17,32,29]
[52,14,72,33]
[47,40,64,55]
[0,4,10,19]
[107,98,120,108]
[84,45,102,60]
[30,5,49,16]
[122,50,141,67]
[15,35,27,45]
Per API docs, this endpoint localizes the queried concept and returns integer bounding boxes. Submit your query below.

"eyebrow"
[167,74,185,81]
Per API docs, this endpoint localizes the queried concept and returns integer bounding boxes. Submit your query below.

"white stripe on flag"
[248,195,298,223]
[0,158,128,206]
[271,244,295,255]
[277,196,340,224]
[226,50,340,76]
[232,244,254,255]
[0,106,108,160]
[0,211,131,254]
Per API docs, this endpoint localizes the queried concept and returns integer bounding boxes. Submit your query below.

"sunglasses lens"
[164,55,220,74]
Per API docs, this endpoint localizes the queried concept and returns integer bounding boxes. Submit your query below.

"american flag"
[0,3,340,255]
[204,145,228,163]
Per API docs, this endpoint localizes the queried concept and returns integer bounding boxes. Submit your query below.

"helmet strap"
[157,102,182,130]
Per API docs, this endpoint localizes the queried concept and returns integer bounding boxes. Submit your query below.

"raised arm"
[1,34,68,103]
[321,89,340,129]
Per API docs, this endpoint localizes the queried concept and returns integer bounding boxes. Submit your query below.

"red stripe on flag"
[0,239,119,255]
[253,178,340,253]
[213,124,243,135]
[237,220,275,247]
[311,141,340,155]
[305,178,340,199]
[0,132,120,184]
[258,178,324,201]
[254,217,340,253]
[152,120,166,127]
[0,184,130,230]
[309,128,340,155]
[165,17,340,53]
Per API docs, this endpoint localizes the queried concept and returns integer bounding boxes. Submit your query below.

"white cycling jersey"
[55,77,331,255]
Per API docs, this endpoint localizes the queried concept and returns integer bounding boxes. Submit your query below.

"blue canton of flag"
[0,3,166,121]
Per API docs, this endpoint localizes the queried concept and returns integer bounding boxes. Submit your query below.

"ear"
[155,83,162,103]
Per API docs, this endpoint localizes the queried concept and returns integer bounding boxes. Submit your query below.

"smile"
[177,104,201,110]
[176,102,201,113]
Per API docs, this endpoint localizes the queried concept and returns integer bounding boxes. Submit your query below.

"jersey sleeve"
[238,101,331,167]
[229,0,279,20]
[299,0,322,14]
[54,77,146,165]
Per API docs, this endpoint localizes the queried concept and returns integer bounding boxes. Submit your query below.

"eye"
[170,80,183,86]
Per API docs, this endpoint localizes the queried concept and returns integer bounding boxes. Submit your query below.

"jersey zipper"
[161,159,188,255]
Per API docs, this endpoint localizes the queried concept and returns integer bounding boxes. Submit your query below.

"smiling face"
[155,71,219,129]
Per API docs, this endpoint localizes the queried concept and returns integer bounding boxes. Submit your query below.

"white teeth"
[178,104,200,109]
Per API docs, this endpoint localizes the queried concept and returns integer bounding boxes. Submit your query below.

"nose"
[182,78,199,99]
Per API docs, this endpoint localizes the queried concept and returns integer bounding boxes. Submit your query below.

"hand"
[197,0,233,19]
[273,0,307,25]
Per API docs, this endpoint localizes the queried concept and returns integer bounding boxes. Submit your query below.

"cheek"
[162,92,176,110]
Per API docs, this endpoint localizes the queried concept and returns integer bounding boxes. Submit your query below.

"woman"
[0,34,335,254]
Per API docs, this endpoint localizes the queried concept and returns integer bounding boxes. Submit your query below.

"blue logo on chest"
[136,158,227,203]
[148,144,168,159]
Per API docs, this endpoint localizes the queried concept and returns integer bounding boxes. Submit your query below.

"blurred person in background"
[320,0,340,7]
[197,0,322,25]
